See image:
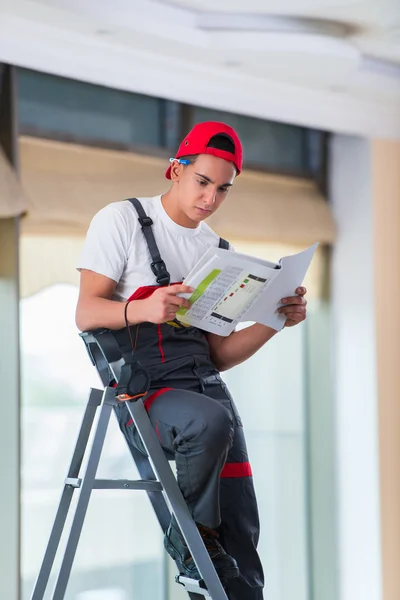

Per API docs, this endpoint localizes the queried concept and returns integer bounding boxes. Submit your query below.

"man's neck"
[161,189,199,229]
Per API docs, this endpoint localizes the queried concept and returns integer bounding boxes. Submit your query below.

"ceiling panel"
[208,31,361,87]
[355,34,400,63]
[160,0,360,14]
[1,0,399,137]
[161,0,400,29]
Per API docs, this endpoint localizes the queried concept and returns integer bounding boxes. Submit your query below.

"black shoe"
[164,519,240,581]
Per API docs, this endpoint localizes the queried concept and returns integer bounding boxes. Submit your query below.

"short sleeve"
[76,202,133,283]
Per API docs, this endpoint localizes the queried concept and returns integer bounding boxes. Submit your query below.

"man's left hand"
[278,287,307,328]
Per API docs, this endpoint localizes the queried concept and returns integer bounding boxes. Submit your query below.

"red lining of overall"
[127,283,181,363]
[126,388,173,426]
[155,420,163,444]
[157,324,165,363]
[127,283,182,302]
[220,462,253,478]
[144,387,174,412]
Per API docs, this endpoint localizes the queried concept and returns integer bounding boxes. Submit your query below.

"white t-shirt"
[77,195,229,301]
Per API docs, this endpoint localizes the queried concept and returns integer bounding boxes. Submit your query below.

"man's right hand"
[141,285,194,324]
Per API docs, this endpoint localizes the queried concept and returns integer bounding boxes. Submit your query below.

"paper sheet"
[176,243,319,335]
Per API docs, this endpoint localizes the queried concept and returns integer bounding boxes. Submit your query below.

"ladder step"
[64,477,163,491]
[176,575,211,597]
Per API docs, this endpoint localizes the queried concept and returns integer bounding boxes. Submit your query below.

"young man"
[76,121,307,600]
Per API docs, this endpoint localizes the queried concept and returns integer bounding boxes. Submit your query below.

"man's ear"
[169,159,184,182]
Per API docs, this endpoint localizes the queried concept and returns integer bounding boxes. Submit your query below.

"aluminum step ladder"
[30,329,229,600]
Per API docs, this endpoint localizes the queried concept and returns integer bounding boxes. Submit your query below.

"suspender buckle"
[128,199,171,286]
[138,216,153,227]
[151,260,170,286]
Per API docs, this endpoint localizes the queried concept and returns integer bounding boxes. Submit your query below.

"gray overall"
[114,199,264,600]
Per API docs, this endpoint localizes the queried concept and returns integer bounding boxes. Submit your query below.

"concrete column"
[330,134,382,600]
[0,63,21,600]
[372,139,400,600]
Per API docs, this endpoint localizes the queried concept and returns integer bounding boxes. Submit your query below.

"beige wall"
[18,136,336,244]
[372,139,400,600]
[18,136,333,299]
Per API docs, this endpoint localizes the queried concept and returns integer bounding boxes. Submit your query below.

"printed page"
[181,246,278,284]
[246,243,319,331]
[177,252,278,336]
[228,249,280,270]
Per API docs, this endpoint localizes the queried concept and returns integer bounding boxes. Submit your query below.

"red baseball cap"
[165,121,243,180]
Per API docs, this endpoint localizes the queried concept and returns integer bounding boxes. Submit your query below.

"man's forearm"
[75,297,147,332]
[212,323,278,371]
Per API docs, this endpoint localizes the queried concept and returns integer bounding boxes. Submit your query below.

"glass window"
[222,322,310,599]
[20,283,312,600]
[17,69,169,150]
[20,285,164,600]
[219,240,311,598]
[192,106,314,176]
[16,68,326,180]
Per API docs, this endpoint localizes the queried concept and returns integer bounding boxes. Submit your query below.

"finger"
[284,312,305,323]
[164,308,178,320]
[279,310,307,319]
[168,284,195,294]
[296,286,307,296]
[281,295,307,306]
[279,309,306,321]
[284,319,297,328]
[281,295,307,305]
[289,311,305,321]
[279,304,306,314]
[169,297,191,309]
[279,306,306,317]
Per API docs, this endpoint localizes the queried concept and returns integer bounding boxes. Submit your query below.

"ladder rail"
[49,387,115,600]
[127,399,229,600]
[30,382,229,600]
[119,419,172,534]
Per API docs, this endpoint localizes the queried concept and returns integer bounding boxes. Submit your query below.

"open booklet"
[176,242,319,336]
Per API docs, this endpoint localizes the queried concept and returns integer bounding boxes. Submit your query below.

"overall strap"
[219,237,230,250]
[127,198,170,286]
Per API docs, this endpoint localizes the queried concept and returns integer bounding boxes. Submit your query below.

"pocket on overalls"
[195,368,243,427]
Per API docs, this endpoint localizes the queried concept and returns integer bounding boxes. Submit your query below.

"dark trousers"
[116,377,264,600]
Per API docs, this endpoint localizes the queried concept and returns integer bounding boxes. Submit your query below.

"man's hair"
[178,133,236,169]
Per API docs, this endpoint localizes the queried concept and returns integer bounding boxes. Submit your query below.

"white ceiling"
[0,0,399,138]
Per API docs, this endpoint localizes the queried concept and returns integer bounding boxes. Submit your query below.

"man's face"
[172,154,236,226]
